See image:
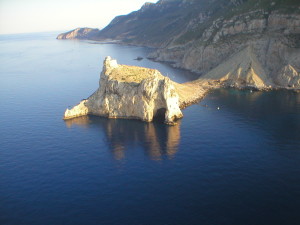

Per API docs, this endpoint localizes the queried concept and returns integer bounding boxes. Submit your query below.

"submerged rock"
[64,57,183,124]
[134,56,143,61]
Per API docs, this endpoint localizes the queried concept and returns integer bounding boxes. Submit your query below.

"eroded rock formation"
[64,57,184,124]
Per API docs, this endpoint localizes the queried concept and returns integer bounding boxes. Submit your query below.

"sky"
[0,0,157,34]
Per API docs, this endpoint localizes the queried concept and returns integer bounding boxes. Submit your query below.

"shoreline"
[59,38,300,92]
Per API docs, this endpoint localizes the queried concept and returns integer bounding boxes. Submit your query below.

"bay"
[0,32,300,225]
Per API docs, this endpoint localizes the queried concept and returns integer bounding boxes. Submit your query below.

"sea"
[0,31,300,225]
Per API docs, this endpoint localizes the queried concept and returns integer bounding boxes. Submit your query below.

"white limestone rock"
[64,100,89,119]
[64,57,183,124]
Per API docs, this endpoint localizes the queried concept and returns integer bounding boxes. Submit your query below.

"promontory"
[63,57,207,124]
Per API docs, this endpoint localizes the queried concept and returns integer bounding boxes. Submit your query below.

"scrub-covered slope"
[58,0,300,89]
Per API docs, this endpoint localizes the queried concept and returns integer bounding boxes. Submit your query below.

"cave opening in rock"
[153,108,166,122]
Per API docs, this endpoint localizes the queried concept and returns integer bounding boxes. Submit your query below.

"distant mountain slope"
[57,27,99,40]
[57,0,300,89]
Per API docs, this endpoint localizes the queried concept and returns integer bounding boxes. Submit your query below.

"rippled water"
[1,32,300,225]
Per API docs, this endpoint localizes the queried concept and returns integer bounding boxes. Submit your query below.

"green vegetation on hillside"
[96,0,300,47]
[174,0,300,45]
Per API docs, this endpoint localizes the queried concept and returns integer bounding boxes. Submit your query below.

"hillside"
[57,0,300,89]
[57,27,99,40]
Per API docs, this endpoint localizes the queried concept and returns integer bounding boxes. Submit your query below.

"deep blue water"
[0,32,300,225]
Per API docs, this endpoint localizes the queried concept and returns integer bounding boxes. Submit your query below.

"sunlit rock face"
[196,46,272,89]
[276,65,300,88]
[56,28,99,40]
[64,57,183,124]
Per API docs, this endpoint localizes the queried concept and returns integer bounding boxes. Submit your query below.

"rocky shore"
[64,57,209,124]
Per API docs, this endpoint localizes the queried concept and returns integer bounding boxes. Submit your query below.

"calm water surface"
[0,32,300,225]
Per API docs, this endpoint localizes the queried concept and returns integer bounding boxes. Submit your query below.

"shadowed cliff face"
[64,116,181,160]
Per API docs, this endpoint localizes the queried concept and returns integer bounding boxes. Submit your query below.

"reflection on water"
[65,116,181,160]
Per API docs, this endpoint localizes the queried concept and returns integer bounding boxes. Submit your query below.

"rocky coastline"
[60,0,300,123]
[64,57,208,124]
[57,0,300,91]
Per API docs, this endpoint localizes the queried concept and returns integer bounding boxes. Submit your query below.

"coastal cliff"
[149,9,300,89]
[57,0,300,90]
[64,57,185,124]
[57,27,99,40]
